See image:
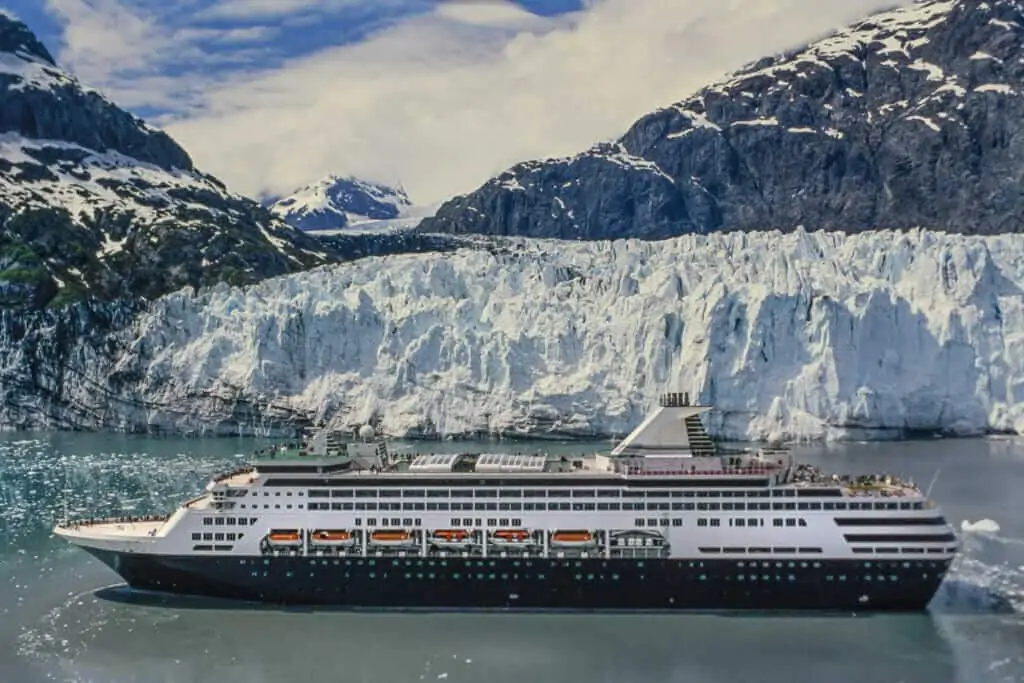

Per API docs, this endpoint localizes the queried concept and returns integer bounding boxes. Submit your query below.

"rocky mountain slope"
[0,14,334,310]
[420,0,1024,239]
[270,176,412,231]
[3,229,1022,439]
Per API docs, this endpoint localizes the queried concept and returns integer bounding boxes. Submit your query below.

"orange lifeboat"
[370,530,416,546]
[491,529,531,544]
[310,530,356,547]
[431,529,473,548]
[550,530,596,547]
[266,530,302,547]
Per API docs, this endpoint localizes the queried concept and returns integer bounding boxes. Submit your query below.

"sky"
[4,0,909,205]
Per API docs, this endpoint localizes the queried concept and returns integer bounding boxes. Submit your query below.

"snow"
[975,83,1015,94]
[270,175,414,231]
[906,115,941,132]
[109,228,1024,442]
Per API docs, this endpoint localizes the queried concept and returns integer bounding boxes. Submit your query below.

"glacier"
[5,228,1024,441]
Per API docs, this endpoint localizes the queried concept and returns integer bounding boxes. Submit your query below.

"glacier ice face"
[5,228,1024,441]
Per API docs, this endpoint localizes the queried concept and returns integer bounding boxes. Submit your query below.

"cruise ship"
[54,393,959,611]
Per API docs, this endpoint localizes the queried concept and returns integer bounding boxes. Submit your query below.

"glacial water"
[0,431,1022,683]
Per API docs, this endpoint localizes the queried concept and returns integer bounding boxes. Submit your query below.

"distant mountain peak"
[270,175,413,231]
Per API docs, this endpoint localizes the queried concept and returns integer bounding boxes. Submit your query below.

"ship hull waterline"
[82,548,950,612]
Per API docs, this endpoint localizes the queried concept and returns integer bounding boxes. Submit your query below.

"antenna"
[925,467,942,499]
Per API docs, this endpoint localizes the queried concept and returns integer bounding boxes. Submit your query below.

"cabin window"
[622,491,645,498]
[499,490,522,498]
[597,490,619,498]
[308,490,329,498]
[367,518,377,526]
[512,519,521,526]
[403,489,425,497]
[380,490,401,498]
[332,490,353,497]
[734,519,745,527]
[710,519,721,527]
[191,533,201,540]
[672,519,682,527]
[546,490,568,498]
[475,490,497,498]
[203,533,213,541]
[635,519,645,527]
[571,489,595,498]
[426,489,448,498]
[697,519,708,527]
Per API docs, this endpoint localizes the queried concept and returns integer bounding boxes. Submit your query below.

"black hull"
[83,548,951,612]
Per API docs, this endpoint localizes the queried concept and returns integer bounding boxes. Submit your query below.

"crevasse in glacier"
[93,228,1024,441]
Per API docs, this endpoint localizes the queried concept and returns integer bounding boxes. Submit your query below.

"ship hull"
[82,548,950,611]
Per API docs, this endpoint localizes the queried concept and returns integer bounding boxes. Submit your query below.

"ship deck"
[55,518,168,539]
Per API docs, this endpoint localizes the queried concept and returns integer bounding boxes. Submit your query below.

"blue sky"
[4,0,904,204]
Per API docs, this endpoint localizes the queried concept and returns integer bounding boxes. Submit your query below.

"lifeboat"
[549,530,597,548]
[431,529,473,547]
[490,529,532,544]
[370,530,416,547]
[309,530,356,547]
[266,530,302,547]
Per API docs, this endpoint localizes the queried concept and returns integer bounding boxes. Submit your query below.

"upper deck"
[206,392,922,499]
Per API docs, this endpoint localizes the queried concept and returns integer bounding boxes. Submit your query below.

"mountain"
[4,229,1023,438]
[0,14,334,310]
[419,0,1024,239]
[270,176,413,232]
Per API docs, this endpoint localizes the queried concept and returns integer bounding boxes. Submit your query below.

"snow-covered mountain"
[0,14,333,309]
[4,229,1024,441]
[270,176,414,232]
[421,0,1024,239]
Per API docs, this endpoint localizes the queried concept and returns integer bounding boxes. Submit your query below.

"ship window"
[647,518,657,527]
[308,490,329,498]
[698,547,721,553]
[523,490,545,498]
[584,504,595,511]
[499,490,522,498]
[355,490,376,498]
[798,519,807,527]
[191,533,201,540]
[734,519,745,527]
[672,519,682,527]
[381,519,389,527]
[512,519,521,526]
[203,533,213,540]
[415,519,422,526]
[635,519,645,527]
[546,490,569,498]
[571,489,594,498]
[193,545,213,551]
[226,533,236,541]
[403,490,425,497]
[710,519,721,527]
[773,547,795,553]
[785,518,796,527]
[773,519,783,527]
[214,518,224,526]
[597,490,619,498]
[380,490,401,498]
[622,491,645,498]
[332,490,353,497]
[749,518,760,527]
[809,503,822,510]
[426,489,448,498]
[475,490,497,498]
[697,519,708,527]
[475,519,482,526]
[798,547,822,553]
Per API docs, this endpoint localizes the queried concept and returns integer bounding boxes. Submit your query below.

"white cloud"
[47,0,912,205]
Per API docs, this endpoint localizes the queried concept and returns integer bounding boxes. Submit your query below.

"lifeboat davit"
[490,529,532,544]
[550,530,597,548]
[266,530,302,547]
[310,530,356,547]
[370,530,416,546]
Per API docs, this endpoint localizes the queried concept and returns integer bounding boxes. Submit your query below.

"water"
[1,432,1023,683]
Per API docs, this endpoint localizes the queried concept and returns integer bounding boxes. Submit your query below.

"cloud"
[46,0,912,205]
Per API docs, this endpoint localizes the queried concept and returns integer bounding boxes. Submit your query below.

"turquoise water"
[1,431,1023,683]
